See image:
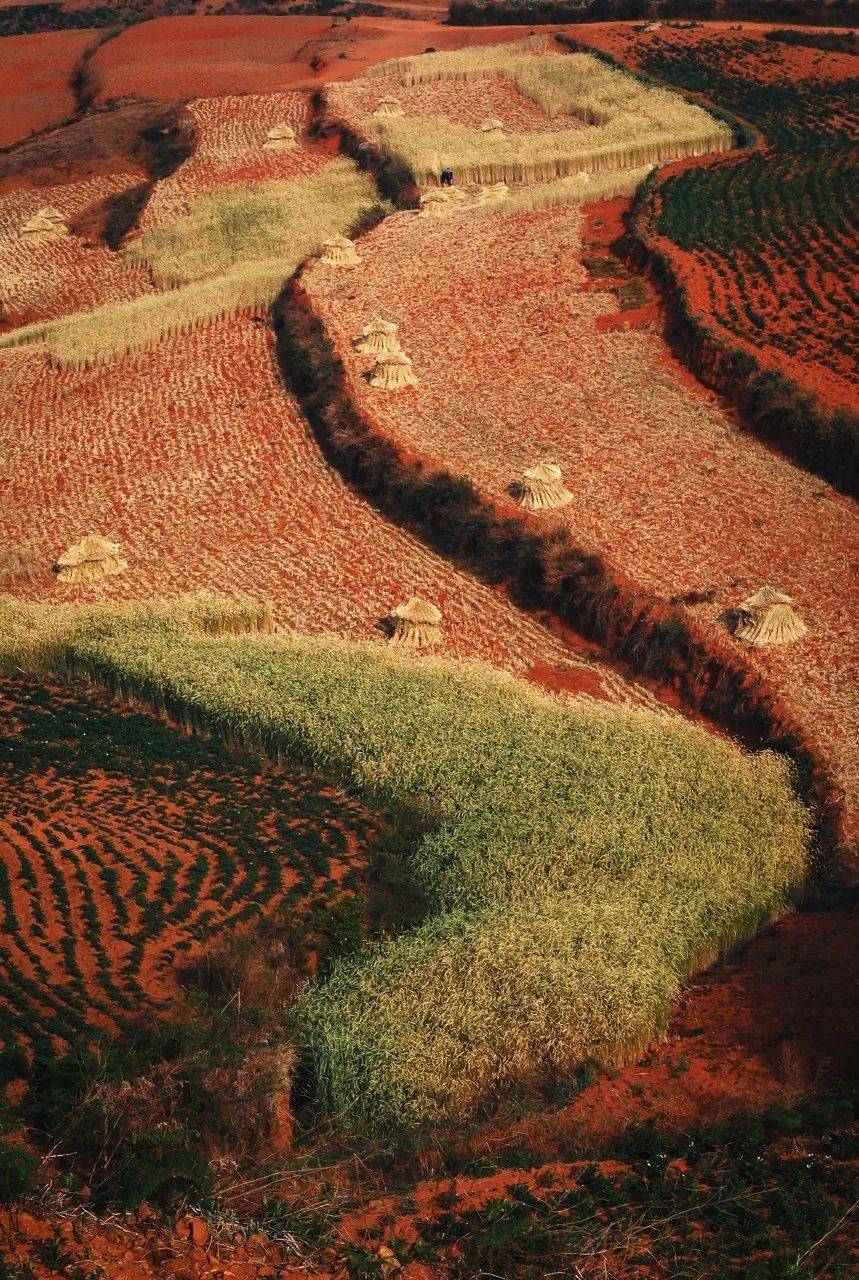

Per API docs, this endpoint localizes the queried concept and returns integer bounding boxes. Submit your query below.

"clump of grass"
[0,596,809,1130]
[357,46,731,186]
[0,160,381,368]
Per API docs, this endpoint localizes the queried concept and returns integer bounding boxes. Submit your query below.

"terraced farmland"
[300,199,859,839]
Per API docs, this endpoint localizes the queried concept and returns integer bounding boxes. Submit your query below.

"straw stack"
[54,535,127,584]
[518,462,573,511]
[374,96,404,118]
[389,597,442,648]
[264,123,296,150]
[355,318,400,356]
[419,190,451,219]
[20,205,68,244]
[320,235,361,267]
[369,350,417,390]
[480,118,506,141]
[731,586,807,646]
[478,181,509,204]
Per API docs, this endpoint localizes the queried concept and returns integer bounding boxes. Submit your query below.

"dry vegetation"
[0,312,653,702]
[326,40,733,186]
[0,156,381,365]
[0,596,808,1128]
[301,200,859,840]
[0,173,154,325]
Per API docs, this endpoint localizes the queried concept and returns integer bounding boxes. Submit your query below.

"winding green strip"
[1,596,808,1127]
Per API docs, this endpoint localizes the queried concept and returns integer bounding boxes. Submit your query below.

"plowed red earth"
[0,674,381,1061]
[0,29,96,147]
[301,201,859,842]
[89,14,542,102]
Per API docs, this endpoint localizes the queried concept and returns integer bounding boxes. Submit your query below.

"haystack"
[54,535,127,584]
[478,181,509,204]
[320,235,361,267]
[419,190,450,219]
[264,123,296,150]
[389,597,442,648]
[355,318,400,356]
[374,96,404,118]
[731,586,807,646]
[20,205,68,243]
[518,462,573,512]
[369,350,417,390]
[480,117,506,140]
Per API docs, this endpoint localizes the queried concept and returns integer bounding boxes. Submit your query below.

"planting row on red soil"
[0,675,380,1063]
[299,200,859,841]
[0,28,96,148]
[0,312,662,707]
[572,21,859,411]
[0,172,153,325]
[136,91,329,233]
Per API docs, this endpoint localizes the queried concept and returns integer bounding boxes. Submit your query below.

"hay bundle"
[20,205,68,243]
[731,586,807,646]
[320,235,361,267]
[374,96,404,118]
[54,535,127,584]
[419,190,451,219]
[518,462,573,511]
[389,597,442,648]
[369,350,417,390]
[478,181,509,204]
[446,186,468,204]
[480,117,506,140]
[264,123,296,150]
[355,318,400,355]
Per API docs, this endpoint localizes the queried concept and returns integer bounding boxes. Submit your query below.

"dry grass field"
[0,312,655,704]
[301,200,859,839]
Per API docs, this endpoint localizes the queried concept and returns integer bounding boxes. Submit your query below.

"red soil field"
[0,312,662,707]
[301,202,859,841]
[0,674,381,1060]
[0,28,95,148]
[89,14,547,102]
[572,21,859,410]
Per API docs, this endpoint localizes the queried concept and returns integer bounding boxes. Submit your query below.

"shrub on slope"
[0,595,808,1128]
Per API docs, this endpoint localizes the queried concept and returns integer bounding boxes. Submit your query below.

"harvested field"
[326,42,732,186]
[301,201,859,840]
[0,312,655,703]
[137,91,328,233]
[0,672,379,1065]
[0,173,153,325]
[0,28,96,147]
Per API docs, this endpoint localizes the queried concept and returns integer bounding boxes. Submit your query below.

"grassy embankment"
[353,41,733,186]
[0,594,809,1130]
[0,159,382,368]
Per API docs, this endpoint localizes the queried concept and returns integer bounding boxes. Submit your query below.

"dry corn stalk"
[369,350,417,390]
[54,535,127,584]
[389,596,442,647]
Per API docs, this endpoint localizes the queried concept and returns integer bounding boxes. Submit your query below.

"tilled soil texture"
[0,28,97,148]
[0,675,381,1065]
[300,201,859,842]
[0,312,662,705]
[573,21,859,411]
